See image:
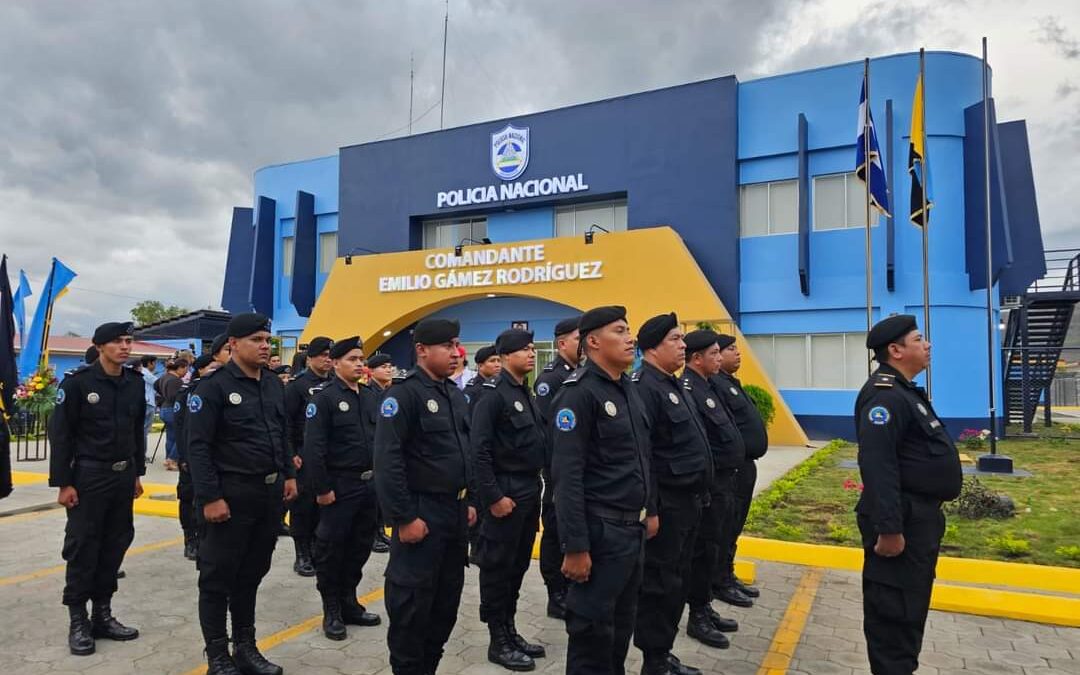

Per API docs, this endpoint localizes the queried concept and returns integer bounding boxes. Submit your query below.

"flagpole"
[920,48,932,398]
[982,37,1000,459]
[37,259,57,373]
[864,58,874,375]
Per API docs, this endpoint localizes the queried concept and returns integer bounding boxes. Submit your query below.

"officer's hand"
[467,506,477,527]
[874,533,906,557]
[292,455,303,470]
[133,478,144,499]
[562,551,592,583]
[57,486,79,509]
[489,496,516,518]
[398,517,429,544]
[645,515,660,539]
[317,490,336,506]
[283,479,298,503]
[204,499,231,523]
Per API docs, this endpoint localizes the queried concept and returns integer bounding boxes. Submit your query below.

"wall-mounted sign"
[491,124,529,181]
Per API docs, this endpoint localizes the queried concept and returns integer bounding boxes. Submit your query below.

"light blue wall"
[427,296,580,345]
[487,207,554,242]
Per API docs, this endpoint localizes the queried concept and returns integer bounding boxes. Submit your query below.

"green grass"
[744,438,1080,568]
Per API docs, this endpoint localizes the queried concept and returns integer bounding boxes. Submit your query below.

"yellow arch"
[302,226,809,446]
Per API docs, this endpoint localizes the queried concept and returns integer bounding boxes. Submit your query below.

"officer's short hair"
[140,355,158,368]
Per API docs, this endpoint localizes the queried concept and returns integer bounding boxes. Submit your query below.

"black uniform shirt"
[284,369,332,458]
[681,368,746,471]
[463,375,492,409]
[470,370,547,507]
[186,360,295,504]
[174,376,201,466]
[48,362,147,487]
[632,360,712,497]
[533,355,575,425]
[712,371,769,460]
[374,367,471,526]
[302,376,377,495]
[551,359,651,553]
[855,363,963,534]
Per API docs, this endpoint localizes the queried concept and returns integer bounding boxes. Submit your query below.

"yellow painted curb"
[931,583,1080,628]
[11,470,48,486]
[134,498,179,519]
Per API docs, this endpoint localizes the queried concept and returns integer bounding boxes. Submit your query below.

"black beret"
[92,321,135,345]
[413,318,460,345]
[578,306,627,335]
[496,329,533,355]
[306,336,334,358]
[475,345,498,364]
[193,354,215,371]
[716,333,736,350]
[637,313,678,351]
[84,346,99,364]
[867,314,918,350]
[210,333,229,357]
[329,335,363,359]
[684,329,720,356]
[272,365,292,375]
[227,312,271,338]
[366,353,392,369]
[554,317,581,337]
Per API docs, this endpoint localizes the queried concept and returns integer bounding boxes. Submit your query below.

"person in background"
[272,365,291,384]
[450,345,475,391]
[174,353,222,561]
[138,355,158,449]
[269,354,283,370]
[363,353,396,555]
[158,359,189,471]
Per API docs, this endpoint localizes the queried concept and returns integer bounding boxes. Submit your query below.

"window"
[747,332,869,389]
[739,180,798,236]
[281,236,294,277]
[813,172,879,230]
[422,217,488,250]
[554,199,627,238]
[318,232,337,274]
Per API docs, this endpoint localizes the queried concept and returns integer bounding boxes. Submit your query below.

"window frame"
[812,171,880,231]
[739,179,799,237]
[746,331,870,390]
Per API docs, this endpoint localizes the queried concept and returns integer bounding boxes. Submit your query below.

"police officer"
[463,344,501,406]
[284,336,334,577]
[680,330,743,649]
[551,306,653,675]
[472,328,547,671]
[375,318,477,675]
[187,313,298,675]
[48,321,146,656]
[711,333,765,606]
[175,352,223,560]
[856,315,962,674]
[302,336,382,641]
[631,314,712,675]
[364,352,395,554]
[533,316,580,620]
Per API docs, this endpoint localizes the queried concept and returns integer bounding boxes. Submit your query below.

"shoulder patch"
[537,382,551,396]
[868,405,891,425]
[555,408,577,432]
[173,401,181,413]
[305,402,317,419]
[381,396,400,418]
[56,388,66,404]
[188,395,203,414]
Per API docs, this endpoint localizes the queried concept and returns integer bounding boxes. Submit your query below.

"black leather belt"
[76,458,132,472]
[587,504,647,524]
[333,469,374,481]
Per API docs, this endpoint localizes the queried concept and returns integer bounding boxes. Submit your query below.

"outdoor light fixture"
[344,247,381,265]
[584,223,610,245]
[382,330,392,337]
[454,237,492,257]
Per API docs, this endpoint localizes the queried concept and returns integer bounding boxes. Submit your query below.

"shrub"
[745,439,849,531]
[987,533,1031,557]
[943,523,959,542]
[827,523,853,543]
[947,478,1016,520]
[1055,545,1080,562]
[773,523,804,541]
[743,383,776,428]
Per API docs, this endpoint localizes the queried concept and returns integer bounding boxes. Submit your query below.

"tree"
[130,300,190,326]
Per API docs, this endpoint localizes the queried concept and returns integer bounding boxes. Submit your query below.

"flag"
[855,78,891,217]
[12,269,31,348]
[0,256,17,498]
[909,73,932,227]
[16,258,76,379]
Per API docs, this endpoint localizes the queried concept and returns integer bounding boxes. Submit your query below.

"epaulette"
[481,378,497,389]
[630,371,642,383]
[542,362,555,372]
[872,372,896,388]
[201,367,223,380]
[563,366,587,386]
[681,376,693,391]
[312,381,331,394]
[396,369,415,381]
[467,376,480,387]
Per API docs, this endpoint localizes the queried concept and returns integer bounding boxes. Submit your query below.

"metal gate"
[9,409,49,462]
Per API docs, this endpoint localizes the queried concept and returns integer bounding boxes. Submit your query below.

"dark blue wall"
[996,121,1047,297]
[249,196,276,315]
[338,77,741,314]
[291,190,317,317]
[222,207,254,314]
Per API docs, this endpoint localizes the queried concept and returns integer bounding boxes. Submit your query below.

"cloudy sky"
[2,0,1078,336]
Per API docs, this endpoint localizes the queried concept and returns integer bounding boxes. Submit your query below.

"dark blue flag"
[0,255,17,498]
[855,78,891,217]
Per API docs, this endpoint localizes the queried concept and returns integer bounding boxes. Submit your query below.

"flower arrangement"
[958,428,991,451]
[15,367,59,416]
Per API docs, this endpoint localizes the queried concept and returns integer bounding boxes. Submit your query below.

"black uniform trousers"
[476,476,541,624]
[385,493,468,675]
[177,467,197,536]
[857,495,945,675]
[717,458,757,587]
[688,469,737,609]
[290,467,320,541]
[565,514,645,675]
[197,474,283,643]
[61,464,136,606]
[313,473,378,599]
[634,489,702,657]
[539,472,564,594]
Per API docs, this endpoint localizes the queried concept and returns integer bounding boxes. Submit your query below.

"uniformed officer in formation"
[551,306,652,675]
[680,330,743,650]
[187,312,298,675]
[301,336,382,641]
[48,321,146,656]
[284,336,334,577]
[856,315,962,674]
[375,318,477,675]
[631,313,712,675]
[533,316,580,620]
[471,328,548,671]
[463,344,501,406]
[363,352,395,554]
[711,333,765,605]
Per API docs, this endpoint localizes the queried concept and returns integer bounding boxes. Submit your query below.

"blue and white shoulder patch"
[56,388,66,404]
[188,395,203,414]
[868,406,891,426]
[537,382,550,397]
[173,401,181,413]
[305,402,318,419]
[381,397,400,418]
[555,408,577,432]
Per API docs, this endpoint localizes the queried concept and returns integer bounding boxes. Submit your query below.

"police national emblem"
[604,401,617,417]
[86,392,100,404]
[868,406,891,426]
[381,397,400,418]
[426,399,439,413]
[555,408,576,432]
[188,395,203,414]
[537,382,550,397]
[339,401,350,412]
[514,401,524,412]
[56,389,66,404]
[305,403,317,419]
[491,124,530,181]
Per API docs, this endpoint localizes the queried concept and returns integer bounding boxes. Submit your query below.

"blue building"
[220,51,1047,440]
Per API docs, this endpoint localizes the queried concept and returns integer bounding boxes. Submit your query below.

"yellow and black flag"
[908,73,932,227]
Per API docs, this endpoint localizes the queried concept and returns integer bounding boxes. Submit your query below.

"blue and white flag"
[855,78,891,217]
[11,270,31,348]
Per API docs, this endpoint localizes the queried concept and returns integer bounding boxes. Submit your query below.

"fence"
[9,409,49,462]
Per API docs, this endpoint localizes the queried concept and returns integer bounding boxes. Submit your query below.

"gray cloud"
[1037,15,1080,59]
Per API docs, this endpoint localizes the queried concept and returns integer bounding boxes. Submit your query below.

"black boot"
[666,653,703,675]
[372,529,390,553]
[206,636,241,675]
[233,627,283,675]
[67,604,95,656]
[733,577,760,598]
[321,596,347,641]
[293,538,315,577]
[340,593,381,626]
[545,588,567,620]
[701,604,738,632]
[184,533,199,561]
[713,581,754,608]
[640,652,673,675]
[91,599,139,641]
[686,608,730,649]
[487,621,535,671]
[506,616,545,658]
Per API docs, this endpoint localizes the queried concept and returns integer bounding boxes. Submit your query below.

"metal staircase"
[1002,249,1080,431]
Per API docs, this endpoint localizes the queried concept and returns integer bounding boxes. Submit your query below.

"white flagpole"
[920,48,933,398]
[864,58,874,375]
